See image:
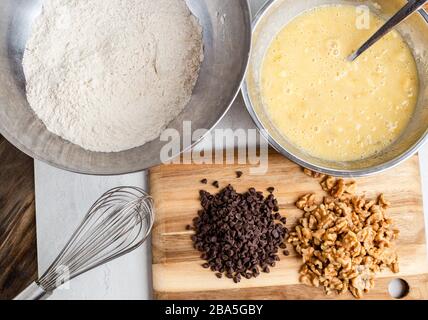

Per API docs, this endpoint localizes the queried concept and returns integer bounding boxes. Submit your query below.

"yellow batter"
[261,5,419,161]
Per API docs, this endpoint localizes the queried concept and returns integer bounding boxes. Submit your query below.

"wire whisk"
[14,186,154,300]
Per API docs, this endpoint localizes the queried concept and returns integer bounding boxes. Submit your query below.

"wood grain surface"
[150,151,428,300]
[0,135,37,300]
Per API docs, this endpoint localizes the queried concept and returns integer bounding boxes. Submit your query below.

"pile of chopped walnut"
[288,172,400,298]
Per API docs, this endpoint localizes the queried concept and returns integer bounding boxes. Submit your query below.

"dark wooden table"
[0,135,37,300]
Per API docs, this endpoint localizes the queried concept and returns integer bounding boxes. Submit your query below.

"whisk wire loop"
[36,186,154,292]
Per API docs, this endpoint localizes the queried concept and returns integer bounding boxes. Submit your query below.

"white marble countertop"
[35,0,428,300]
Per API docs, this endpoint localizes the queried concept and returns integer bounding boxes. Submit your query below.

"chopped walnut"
[303,168,326,179]
[321,176,336,193]
[288,178,399,299]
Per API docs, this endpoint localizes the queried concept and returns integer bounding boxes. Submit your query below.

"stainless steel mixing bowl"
[0,0,251,174]
[242,0,428,177]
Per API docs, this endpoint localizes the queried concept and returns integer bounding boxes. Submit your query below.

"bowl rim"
[0,0,253,176]
[241,0,428,177]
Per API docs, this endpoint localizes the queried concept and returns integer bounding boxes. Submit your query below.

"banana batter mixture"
[261,5,419,161]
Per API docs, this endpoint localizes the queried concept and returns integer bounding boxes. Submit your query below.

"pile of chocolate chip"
[190,185,289,283]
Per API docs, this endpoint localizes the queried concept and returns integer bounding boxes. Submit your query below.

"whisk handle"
[14,282,49,300]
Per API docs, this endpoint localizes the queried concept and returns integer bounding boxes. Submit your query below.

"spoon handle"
[348,0,428,61]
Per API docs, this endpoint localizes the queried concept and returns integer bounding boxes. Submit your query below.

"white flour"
[23,0,203,152]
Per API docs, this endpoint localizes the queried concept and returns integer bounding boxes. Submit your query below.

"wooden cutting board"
[150,150,428,300]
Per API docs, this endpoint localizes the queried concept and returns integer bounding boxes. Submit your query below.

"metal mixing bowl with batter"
[0,0,251,175]
[242,0,428,177]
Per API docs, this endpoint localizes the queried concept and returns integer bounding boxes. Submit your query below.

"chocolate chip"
[267,187,275,193]
[283,250,290,256]
[212,181,220,188]
[215,273,223,279]
[191,185,288,282]
[186,225,192,230]
[263,266,270,273]
[236,171,243,178]
[201,178,208,184]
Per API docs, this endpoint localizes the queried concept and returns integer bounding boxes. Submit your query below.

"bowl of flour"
[0,0,251,174]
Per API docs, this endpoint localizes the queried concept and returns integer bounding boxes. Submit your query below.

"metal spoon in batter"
[348,0,427,62]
